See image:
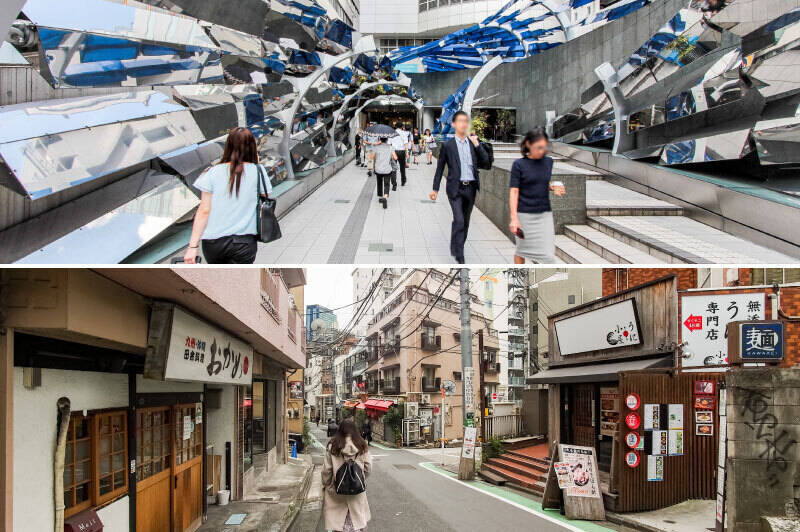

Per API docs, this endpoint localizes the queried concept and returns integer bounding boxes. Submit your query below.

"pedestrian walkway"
[256,159,517,264]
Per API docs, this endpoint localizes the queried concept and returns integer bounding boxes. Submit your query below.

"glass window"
[174,405,202,467]
[64,415,92,518]
[94,411,128,505]
[136,407,171,482]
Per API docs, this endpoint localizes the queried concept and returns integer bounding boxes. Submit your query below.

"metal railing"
[260,269,280,322]
[380,377,401,394]
[485,362,501,373]
[508,376,526,386]
[288,306,298,343]
[421,333,440,351]
[485,414,524,440]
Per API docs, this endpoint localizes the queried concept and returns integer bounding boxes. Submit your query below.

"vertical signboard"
[716,385,727,532]
[463,366,475,426]
[680,293,765,368]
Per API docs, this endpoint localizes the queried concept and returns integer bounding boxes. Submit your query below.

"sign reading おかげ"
[157,306,254,385]
[554,299,641,356]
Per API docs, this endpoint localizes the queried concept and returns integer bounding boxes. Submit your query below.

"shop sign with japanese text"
[164,307,253,385]
[680,293,765,368]
[739,322,784,361]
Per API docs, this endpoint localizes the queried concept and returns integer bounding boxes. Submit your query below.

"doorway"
[251,379,278,458]
[569,384,596,448]
[136,403,203,532]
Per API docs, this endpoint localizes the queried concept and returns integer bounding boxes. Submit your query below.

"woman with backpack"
[184,127,272,264]
[322,419,372,532]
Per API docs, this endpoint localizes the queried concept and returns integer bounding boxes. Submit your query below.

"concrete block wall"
[475,166,586,242]
[408,0,685,133]
[726,369,800,532]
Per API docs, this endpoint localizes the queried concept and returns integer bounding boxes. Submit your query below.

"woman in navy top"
[509,128,565,264]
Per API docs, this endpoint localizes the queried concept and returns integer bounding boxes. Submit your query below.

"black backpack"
[334,458,366,495]
[477,141,494,170]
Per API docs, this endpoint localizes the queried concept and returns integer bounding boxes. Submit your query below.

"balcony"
[509,376,525,386]
[380,377,401,394]
[422,377,441,392]
[508,328,526,337]
[383,335,401,355]
[366,380,378,394]
[485,362,501,373]
[287,306,299,343]
[421,333,441,351]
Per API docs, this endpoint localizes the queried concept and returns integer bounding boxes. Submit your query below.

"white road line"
[418,462,591,532]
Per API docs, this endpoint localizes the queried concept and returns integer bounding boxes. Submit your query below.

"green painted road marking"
[369,441,399,451]
[419,462,614,532]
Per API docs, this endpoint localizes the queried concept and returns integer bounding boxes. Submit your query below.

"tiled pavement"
[256,159,517,264]
[586,180,677,209]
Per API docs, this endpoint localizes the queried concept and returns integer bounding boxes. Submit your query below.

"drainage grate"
[368,242,393,252]
[393,464,416,470]
[334,199,351,203]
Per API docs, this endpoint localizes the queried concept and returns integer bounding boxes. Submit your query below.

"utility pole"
[458,268,476,480]
[478,328,485,443]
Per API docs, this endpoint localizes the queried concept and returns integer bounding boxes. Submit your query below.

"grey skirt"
[515,211,556,263]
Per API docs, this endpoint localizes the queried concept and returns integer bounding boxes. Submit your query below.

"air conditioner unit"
[405,401,419,418]
[421,394,431,405]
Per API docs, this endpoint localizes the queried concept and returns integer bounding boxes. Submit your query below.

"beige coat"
[321,437,372,531]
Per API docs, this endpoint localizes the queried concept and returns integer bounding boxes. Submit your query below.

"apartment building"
[362,269,500,440]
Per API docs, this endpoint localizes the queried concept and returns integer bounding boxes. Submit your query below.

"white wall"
[13,368,129,532]
[359,0,505,36]
[359,0,418,34]
[206,386,236,497]
[136,375,204,394]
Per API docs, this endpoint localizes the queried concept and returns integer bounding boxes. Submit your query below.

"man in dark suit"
[429,111,488,264]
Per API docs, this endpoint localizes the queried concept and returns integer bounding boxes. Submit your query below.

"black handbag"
[256,164,282,243]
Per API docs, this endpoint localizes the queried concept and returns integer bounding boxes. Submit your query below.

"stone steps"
[563,225,660,264]
[555,235,610,264]
[587,206,684,216]
[480,462,547,495]
[586,217,690,264]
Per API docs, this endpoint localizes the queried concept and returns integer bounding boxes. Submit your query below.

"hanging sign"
[625,451,640,468]
[149,305,254,385]
[625,412,641,430]
[625,432,641,449]
[680,292,765,367]
[728,321,785,363]
[625,393,641,410]
[554,299,642,355]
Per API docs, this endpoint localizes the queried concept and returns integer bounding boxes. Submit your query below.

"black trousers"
[355,144,361,163]
[394,150,407,184]
[202,234,257,264]
[448,182,477,259]
[375,172,391,197]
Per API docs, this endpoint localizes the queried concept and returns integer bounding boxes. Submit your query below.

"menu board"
[558,445,602,498]
[600,386,619,437]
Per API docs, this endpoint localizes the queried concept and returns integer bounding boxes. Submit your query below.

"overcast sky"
[304,267,355,326]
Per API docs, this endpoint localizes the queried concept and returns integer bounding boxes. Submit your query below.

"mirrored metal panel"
[659,128,752,165]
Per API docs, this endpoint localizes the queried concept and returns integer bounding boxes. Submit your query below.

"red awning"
[355,403,366,410]
[364,399,394,412]
[343,400,359,408]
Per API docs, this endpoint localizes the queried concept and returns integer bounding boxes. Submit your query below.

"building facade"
[0,267,305,532]
[362,269,500,441]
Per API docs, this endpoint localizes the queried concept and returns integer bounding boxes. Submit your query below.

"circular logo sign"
[625,451,640,468]
[625,412,641,430]
[625,431,641,449]
[625,393,641,410]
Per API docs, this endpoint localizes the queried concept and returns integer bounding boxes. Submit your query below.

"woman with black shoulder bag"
[184,127,275,264]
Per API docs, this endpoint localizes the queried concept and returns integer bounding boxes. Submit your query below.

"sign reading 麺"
[147,303,254,385]
[727,321,784,364]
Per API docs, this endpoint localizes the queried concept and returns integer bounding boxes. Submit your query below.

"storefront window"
[136,407,171,481]
[174,405,202,466]
[64,415,92,517]
[242,386,253,471]
[94,411,128,505]
[253,381,265,454]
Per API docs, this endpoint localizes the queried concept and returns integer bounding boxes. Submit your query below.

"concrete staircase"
[489,142,798,264]
[480,448,550,495]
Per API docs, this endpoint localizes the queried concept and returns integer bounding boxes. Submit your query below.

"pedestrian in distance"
[369,136,397,209]
[429,111,489,264]
[403,124,413,168]
[411,127,421,165]
[392,121,408,186]
[423,129,436,165]
[361,419,372,445]
[354,129,363,166]
[184,127,272,264]
[322,418,372,532]
[509,128,565,264]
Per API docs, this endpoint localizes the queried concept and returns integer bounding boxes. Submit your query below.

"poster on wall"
[697,423,714,436]
[183,415,192,440]
[554,462,572,488]
[195,402,202,424]
[557,445,602,498]
[289,380,303,399]
[668,430,684,456]
[463,367,475,425]
[696,411,713,424]
[651,430,668,455]
[419,408,433,427]
[462,427,477,459]
[668,404,683,430]
[644,404,660,430]
[600,386,620,437]
[647,455,664,482]
[680,293,766,368]
[554,299,642,355]
[695,396,715,410]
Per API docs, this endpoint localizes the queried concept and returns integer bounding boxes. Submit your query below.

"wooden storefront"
[613,369,724,513]
[135,398,204,532]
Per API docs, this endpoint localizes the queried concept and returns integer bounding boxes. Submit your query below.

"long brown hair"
[328,418,367,457]
[220,127,259,196]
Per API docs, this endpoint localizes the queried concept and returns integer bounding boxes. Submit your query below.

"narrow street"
[292,426,618,532]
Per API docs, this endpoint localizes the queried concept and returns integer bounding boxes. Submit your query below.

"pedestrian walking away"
[370,137,397,209]
[392,121,408,186]
[361,419,372,445]
[322,419,372,532]
[423,129,436,165]
[184,127,272,264]
[429,111,489,264]
[509,128,564,264]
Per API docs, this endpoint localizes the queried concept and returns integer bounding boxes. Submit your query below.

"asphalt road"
[292,426,615,532]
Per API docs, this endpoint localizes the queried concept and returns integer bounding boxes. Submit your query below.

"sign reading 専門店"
[554,299,642,356]
[147,303,254,385]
